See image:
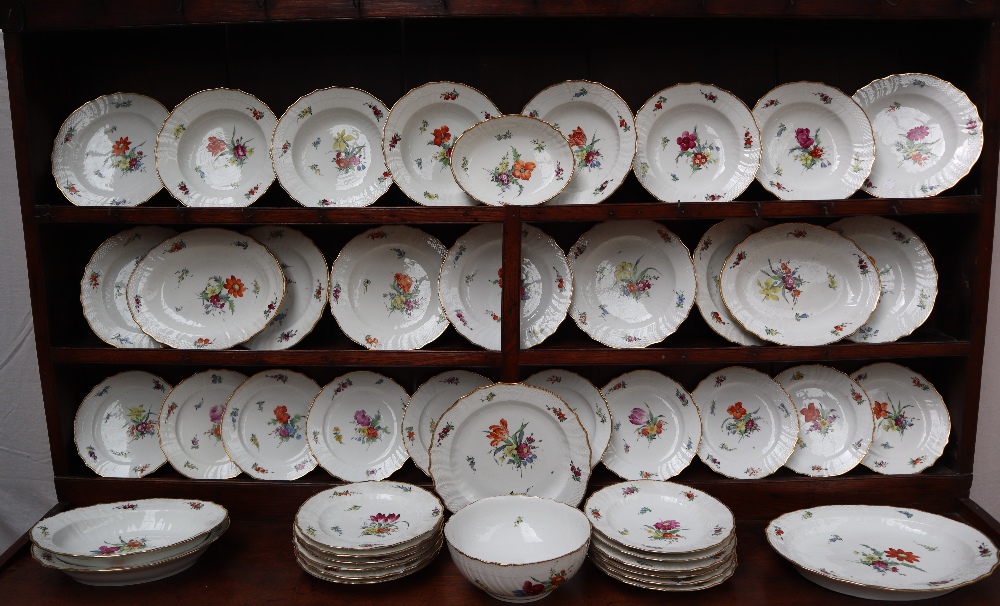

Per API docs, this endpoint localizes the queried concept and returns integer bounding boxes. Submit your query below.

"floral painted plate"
[854,73,983,198]
[294,536,442,578]
[156,88,276,206]
[854,363,951,474]
[242,226,328,350]
[829,216,938,343]
[600,370,702,481]
[692,218,770,345]
[401,370,494,476]
[766,505,998,600]
[774,364,875,477]
[521,80,636,204]
[295,522,441,562]
[74,371,171,478]
[428,383,592,512]
[566,220,695,348]
[52,93,167,207]
[523,369,612,468]
[591,530,736,568]
[306,371,409,482]
[590,553,738,592]
[382,81,499,206]
[450,115,574,206]
[439,223,572,350]
[691,366,799,479]
[272,87,391,208]
[81,226,176,348]
[590,547,735,585]
[719,222,881,346]
[220,369,319,480]
[753,82,874,200]
[158,369,246,480]
[633,83,760,202]
[329,225,448,350]
[127,228,285,349]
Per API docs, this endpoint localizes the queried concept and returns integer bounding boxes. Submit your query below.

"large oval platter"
[524,368,612,469]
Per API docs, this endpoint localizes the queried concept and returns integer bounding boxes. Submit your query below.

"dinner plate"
[522,80,636,204]
[306,371,409,482]
[439,223,572,350]
[753,82,874,200]
[590,548,735,585]
[52,93,167,207]
[383,81,499,205]
[591,552,737,591]
[523,369,612,468]
[295,543,440,584]
[329,225,448,350]
[221,369,319,480]
[854,73,983,198]
[158,369,245,479]
[692,218,770,345]
[294,535,443,575]
[692,366,799,479]
[294,524,441,562]
[774,364,874,477]
[719,222,881,346]
[127,228,285,349]
[242,226,328,350]
[828,216,938,343]
[450,115,574,206]
[81,226,177,348]
[600,370,701,481]
[590,528,736,563]
[401,370,494,476]
[428,383,592,512]
[156,88,276,206]
[634,83,760,202]
[767,505,998,600]
[591,533,737,572]
[854,363,951,474]
[74,371,171,478]
[567,220,695,348]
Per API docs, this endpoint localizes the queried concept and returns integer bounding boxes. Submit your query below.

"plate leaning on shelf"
[524,368,612,469]
[52,92,167,207]
[156,88,276,206]
[81,225,176,348]
[127,228,286,350]
[272,87,391,208]
[74,370,171,478]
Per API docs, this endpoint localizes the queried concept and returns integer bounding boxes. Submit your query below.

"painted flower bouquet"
[352,409,391,445]
[486,418,539,475]
[268,405,304,444]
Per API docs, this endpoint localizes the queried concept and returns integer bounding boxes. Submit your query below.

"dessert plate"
[634,83,760,202]
[127,228,285,350]
[74,370,171,478]
[81,225,176,348]
[719,222,881,346]
[692,366,799,479]
[567,220,695,348]
[306,371,409,482]
[854,73,983,198]
[600,370,701,481]
[522,79,636,204]
[439,223,572,350]
[156,88,276,206]
[524,368,612,468]
[753,82,874,200]
[272,87,391,208]
[52,93,167,206]
[383,81,499,205]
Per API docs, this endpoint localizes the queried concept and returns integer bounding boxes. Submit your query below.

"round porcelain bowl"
[445,496,590,602]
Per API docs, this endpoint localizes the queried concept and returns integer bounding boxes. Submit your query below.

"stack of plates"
[30,499,229,586]
[293,482,444,583]
[584,481,737,591]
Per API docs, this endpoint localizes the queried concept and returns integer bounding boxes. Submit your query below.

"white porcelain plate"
[74,370,171,478]
[854,73,983,198]
[719,222,881,346]
[127,228,285,349]
[567,220,695,348]
[524,369,612,468]
[754,82,874,200]
[600,370,701,481]
[383,82,499,205]
[692,366,799,479]
[156,88,276,206]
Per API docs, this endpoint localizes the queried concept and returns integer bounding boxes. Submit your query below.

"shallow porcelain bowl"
[445,495,590,602]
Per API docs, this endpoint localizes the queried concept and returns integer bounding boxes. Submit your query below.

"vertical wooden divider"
[500,207,521,382]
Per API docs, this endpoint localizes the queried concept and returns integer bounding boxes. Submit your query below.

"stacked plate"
[30,499,229,586]
[293,482,444,583]
[584,481,737,591]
